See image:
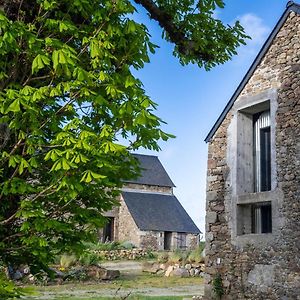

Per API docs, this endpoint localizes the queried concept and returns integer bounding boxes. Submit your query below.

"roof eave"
[205,2,300,143]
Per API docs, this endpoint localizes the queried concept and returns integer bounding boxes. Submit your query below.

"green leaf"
[7,99,21,113]
[32,54,50,74]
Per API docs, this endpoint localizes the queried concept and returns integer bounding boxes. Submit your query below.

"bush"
[79,252,102,266]
[120,241,135,250]
[188,245,204,263]
[157,252,169,263]
[213,273,224,299]
[89,241,123,251]
[0,272,33,299]
[60,254,77,269]
[168,250,189,264]
[144,250,156,260]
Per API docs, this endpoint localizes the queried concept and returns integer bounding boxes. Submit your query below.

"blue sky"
[131,1,290,235]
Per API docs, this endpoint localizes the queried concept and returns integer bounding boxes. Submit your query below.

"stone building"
[100,154,200,250]
[204,2,300,299]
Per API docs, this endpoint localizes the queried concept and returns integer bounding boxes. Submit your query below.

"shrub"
[144,250,156,260]
[120,241,135,250]
[188,245,204,263]
[0,272,33,299]
[60,254,77,269]
[90,241,122,251]
[79,252,102,266]
[168,250,189,264]
[213,273,224,299]
[157,252,169,263]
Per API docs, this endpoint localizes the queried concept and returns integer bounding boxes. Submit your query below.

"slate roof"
[122,191,201,234]
[126,154,175,187]
[205,1,300,143]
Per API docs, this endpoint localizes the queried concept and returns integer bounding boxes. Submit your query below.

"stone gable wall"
[123,183,173,194]
[118,195,141,247]
[205,12,300,299]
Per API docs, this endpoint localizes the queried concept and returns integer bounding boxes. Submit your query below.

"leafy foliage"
[187,244,204,263]
[134,0,249,70]
[0,0,172,275]
[213,273,224,299]
[0,271,34,299]
[0,1,246,294]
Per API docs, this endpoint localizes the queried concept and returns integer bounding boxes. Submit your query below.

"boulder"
[189,268,196,276]
[86,266,120,280]
[165,266,174,277]
[170,267,190,277]
[49,267,66,278]
[12,270,23,280]
[142,262,160,274]
[100,269,120,280]
[156,269,165,276]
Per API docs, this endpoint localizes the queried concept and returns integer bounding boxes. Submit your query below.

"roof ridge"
[132,153,158,158]
[286,1,300,8]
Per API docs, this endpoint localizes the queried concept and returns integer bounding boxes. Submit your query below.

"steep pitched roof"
[122,191,201,234]
[126,154,175,187]
[205,1,300,143]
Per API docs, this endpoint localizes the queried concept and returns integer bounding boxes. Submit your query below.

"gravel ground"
[23,261,204,299]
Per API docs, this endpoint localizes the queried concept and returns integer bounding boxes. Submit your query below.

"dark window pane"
[261,204,272,233]
[251,203,272,234]
[260,127,271,191]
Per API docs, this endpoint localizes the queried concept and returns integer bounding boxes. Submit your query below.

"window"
[251,202,272,233]
[233,91,279,243]
[253,110,271,192]
[237,202,272,235]
[236,103,273,236]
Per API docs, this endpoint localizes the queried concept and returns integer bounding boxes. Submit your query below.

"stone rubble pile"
[97,248,151,260]
[6,264,120,284]
[142,262,205,278]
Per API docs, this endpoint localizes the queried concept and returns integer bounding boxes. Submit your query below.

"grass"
[51,296,188,300]
[22,274,202,299]
[33,273,202,291]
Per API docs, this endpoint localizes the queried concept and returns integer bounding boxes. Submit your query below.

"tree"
[0,0,247,276]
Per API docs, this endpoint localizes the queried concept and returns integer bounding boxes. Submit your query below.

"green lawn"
[33,274,202,291]
[51,296,188,300]
[22,273,203,299]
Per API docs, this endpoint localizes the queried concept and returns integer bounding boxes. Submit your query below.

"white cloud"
[238,13,270,46]
[231,13,270,65]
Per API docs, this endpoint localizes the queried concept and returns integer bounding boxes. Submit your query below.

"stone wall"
[205,11,300,299]
[118,195,141,247]
[123,183,172,194]
[187,234,200,250]
[140,231,160,250]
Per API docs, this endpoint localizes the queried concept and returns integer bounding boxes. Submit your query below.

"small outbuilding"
[100,154,200,250]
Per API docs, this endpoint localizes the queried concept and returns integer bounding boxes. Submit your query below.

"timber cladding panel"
[205,8,300,300]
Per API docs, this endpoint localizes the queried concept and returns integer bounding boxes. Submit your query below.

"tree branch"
[134,0,212,61]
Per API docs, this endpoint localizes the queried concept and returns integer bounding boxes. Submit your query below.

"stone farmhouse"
[100,154,200,250]
[204,2,300,299]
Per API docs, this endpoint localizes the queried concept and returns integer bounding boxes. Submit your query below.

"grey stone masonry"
[205,9,300,300]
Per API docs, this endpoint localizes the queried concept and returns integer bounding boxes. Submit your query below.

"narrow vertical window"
[253,110,271,192]
[251,202,272,233]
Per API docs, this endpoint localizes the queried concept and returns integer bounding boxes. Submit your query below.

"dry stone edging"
[142,261,205,278]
